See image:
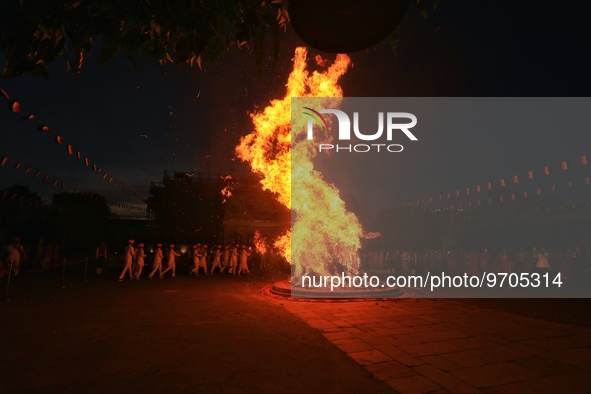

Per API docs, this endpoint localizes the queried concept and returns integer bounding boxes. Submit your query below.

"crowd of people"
[361,245,591,284]
[2,235,590,289]
[0,236,268,281]
[116,240,256,281]
[0,237,62,278]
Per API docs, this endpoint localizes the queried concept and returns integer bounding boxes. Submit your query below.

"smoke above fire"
[235,47,363,277]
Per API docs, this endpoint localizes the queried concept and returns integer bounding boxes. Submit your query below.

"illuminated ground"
[281,299,591,393]
[1,269,590,393]
[0,270,392,393]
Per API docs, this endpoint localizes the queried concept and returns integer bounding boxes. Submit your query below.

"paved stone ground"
[276,298,591,393]
[0,271,392,394]
[2,268,591,393]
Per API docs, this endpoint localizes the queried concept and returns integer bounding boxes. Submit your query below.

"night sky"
[1,1,590,218]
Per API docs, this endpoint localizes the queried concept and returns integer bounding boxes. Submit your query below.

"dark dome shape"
[290,0,408,53]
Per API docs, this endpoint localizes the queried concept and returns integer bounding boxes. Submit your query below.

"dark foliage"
[0,0,289,79]
[51,191,111,253]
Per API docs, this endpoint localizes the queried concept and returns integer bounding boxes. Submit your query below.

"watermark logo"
[302,107,329,136]
[302,107,418,153]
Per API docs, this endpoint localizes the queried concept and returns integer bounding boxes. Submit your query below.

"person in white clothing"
[210,245,223,274]
[228,244,239,275]
[190,244,201,275]
[149,243,164,279]
[198,244,209,275]
[118,240,135,281]
[533,246,550,273]
[219,245,230,273]
[237,245,251,275]
[134,243,146,279]
[5,242,21,278]
[161,244,181,278]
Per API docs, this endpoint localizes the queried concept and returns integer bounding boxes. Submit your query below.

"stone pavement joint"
[364,360,416,381]
[415,365,481,394]
[281,298,591,393]
[386,375,442,393]
[348,349,393,366]
[322,330,355,341]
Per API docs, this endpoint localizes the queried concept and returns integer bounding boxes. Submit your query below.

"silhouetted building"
[147,171,289,244]
[222,174,289,244]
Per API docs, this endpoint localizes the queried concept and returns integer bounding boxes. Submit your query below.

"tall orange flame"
[253,230,267,255]
[236,47,362,277]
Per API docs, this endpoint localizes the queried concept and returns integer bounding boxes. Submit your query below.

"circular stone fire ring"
[262,280,407,302]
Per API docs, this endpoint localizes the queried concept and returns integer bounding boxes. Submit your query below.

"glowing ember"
[220,185,233,203]
[220,175,233,203]
[362,232,382,239]
[236,47,363,277]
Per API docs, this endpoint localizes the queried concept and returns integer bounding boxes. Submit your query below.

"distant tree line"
[0,185,112,254]
[147,172,226,245]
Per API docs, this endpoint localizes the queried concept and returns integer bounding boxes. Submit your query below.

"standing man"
[5,238,22,278]
[162,244,181,278]
[229,244,239,275]
[149,243,164,279]
[118,239,135,281]
[533,246,550,274]
[198,244,209,275]
[13,237,25,272]
[190,243,201,275]
[95,240,107,275]
[237,245,251,275]
[220,245,230,273]
[134,243,146,279]
[210,245,223,274]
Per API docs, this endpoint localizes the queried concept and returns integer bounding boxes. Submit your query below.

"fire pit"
[265,279,404,300]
